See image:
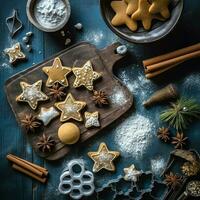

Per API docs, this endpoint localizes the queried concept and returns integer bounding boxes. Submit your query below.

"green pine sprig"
[160,98,200,131]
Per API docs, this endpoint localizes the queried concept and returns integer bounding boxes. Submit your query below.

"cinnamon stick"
[145,64,178,79]
[9,154,48,176]
[12,164,47,183]
[145,50,200,73]
[143,43,200,67]
[7,154,44,177]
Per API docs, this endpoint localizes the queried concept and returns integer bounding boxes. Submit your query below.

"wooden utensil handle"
[99,43,126,74]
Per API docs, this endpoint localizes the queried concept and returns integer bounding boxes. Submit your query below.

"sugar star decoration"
[4,42,26,64]
[16,80,49,110]
[72,60,101,91]
[55,93,86,122]
[42,57,71,87]
[123,164,142,182]
[88,142,120,173]
[84,111,100,128]
[37,106,60,126]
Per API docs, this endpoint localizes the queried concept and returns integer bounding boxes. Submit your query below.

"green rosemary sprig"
[160,98,200,131]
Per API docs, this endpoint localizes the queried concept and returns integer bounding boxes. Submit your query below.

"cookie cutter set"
[58,159,95,199]
[96,172,168,200]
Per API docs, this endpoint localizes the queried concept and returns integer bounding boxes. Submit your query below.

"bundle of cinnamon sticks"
[7,154,48,183]
[143,43,200,79]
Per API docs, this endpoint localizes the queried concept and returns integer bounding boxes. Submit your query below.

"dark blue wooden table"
[0,0,200,199]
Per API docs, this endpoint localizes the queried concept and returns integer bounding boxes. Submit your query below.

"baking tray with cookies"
[5,42,133,161]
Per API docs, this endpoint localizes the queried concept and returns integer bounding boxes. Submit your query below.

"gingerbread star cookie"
[125,0,139,15]
[72,60,101,91]
[88,142,120,173]
[55,93,86,122]
[42,57,71,87]
[111,0,137,31]
[4,43,26,64]
[16,80,49,110]
[149,0,170,19]
[84,111,100,128]
[131,0,164,30]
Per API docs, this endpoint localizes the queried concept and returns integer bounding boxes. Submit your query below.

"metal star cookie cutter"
[58,159,95,199]
[6,9,23,37]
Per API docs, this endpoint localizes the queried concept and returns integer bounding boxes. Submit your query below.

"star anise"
[21,114,41,133]
[157,127,170,142]
[92,90,109,107]
[164,172,183,188]
[37,134,55,153]
[172,132,188,149]
[48,83,66,100]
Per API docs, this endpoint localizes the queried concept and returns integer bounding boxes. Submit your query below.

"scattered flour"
[182,73,200,92]
[110,86,128,106]
[83,30,117,45]
[150,157,166,176]
[118,68,154,101]
[34,0,68,28]
[114,114,155,159]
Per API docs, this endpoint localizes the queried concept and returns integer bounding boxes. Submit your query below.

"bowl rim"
[26,0,71,32]
[99,0,184,43]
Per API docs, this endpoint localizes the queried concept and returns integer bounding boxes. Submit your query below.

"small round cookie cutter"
[58,159,95,199]
[26,0,71,32]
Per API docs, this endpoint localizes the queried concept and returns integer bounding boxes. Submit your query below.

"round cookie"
[58,123,80,145]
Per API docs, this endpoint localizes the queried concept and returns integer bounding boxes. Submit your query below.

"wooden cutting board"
[5,42,133,160]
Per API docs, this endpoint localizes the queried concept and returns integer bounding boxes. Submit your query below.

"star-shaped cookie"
[149,0,170,19]
[4,43,26,64]
[16,80,49,110]
[124,164,142,182]
[55,93,86,122]
[37,106,60,126]
[42,57,71,87]
[125,0,139,15]
[88,142,120,173]
[84,111,100,128]
[132,0,164,30]
[72,60,101,91]
[111,0,137,31]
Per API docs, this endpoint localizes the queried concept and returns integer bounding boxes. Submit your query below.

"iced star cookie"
[42,57,71,87]
[125,0,139,15]
[131,0,164,30]
[72,60,101,91]
[37,106,60,126]
[16,80,49,110]
[123,164,142,182]
[84,111,100,128]
[4,43,26,64]
[111,0,137,31]
[55,93,86,122]
[88,142,120,173]
[149,0,170,19]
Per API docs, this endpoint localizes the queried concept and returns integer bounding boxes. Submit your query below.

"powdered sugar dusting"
[151,157,166,176]
[182,73,200,93]
[118,67,154,102]
[110,86,128,106]
[114,114,155,159]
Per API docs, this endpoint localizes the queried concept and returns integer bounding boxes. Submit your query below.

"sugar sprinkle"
[114,114,155,159]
